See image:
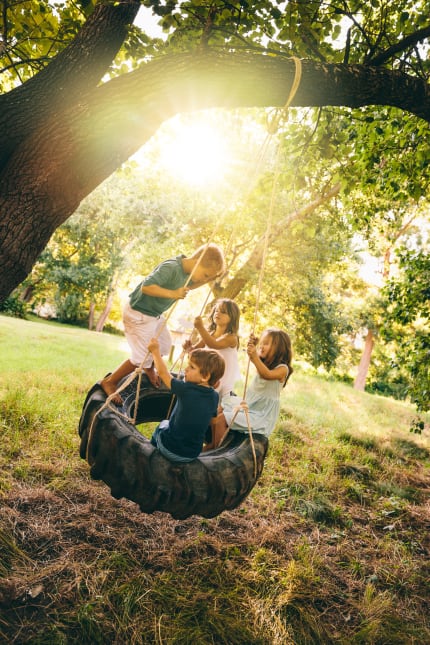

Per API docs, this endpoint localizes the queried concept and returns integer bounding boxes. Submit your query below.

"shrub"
[0,294,27,318]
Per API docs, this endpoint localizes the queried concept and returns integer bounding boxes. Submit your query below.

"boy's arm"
[148,338,172,389]
[141,284,189,300]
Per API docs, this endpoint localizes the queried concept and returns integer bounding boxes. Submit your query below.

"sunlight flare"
[158,121,229,187]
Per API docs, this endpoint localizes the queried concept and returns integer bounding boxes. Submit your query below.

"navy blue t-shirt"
[158,378,219,459]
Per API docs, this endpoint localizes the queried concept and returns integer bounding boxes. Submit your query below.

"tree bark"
[353,328,375,391]
[0,1,141,168]
[1,1,430,301]
[88,301,95,331]
[96,291,115,332]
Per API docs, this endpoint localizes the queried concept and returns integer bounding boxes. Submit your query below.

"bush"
[366,376,409,401]
[0,295,27,318]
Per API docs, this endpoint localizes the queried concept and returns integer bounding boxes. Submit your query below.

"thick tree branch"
[366,24,430,67]
[27,52,428,199]
[72,54,430,193]
[0,0,140,166]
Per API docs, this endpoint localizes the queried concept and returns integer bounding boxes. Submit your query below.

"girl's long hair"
[260,328,293,386]
[208,299,240,347]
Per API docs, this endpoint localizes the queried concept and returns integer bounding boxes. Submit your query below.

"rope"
[166,273,215,375]
[223,58,302,261]
[228,399,258,478]
[224,57,302,467]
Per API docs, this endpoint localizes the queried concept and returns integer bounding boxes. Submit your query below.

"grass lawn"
[0,315,429,644]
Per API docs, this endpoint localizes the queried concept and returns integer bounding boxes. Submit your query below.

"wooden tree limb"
[0,0,140,167]
[217,183,340,300]
[366,24,430,66]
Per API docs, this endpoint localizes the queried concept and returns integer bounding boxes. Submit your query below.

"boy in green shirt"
[100,243,225,404]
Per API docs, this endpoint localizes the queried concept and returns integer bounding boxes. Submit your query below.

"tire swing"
[77,256,269,520]
[78,376,268,520]
[78,58,302,520]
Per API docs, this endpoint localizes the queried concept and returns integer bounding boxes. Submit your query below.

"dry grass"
[0,316,429,643]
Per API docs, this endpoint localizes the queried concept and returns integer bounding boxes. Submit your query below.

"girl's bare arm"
[194,317,237,349]
[247,344,288,382]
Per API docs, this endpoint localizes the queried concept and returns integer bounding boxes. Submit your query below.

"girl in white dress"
[183,299,240,399]
[220,328,293,440]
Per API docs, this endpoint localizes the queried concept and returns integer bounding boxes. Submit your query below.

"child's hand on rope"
[175,286,190,299]
[182,339,192,352]
[148,337,160,354]
[246,338,258,360]
[194,315,204,330]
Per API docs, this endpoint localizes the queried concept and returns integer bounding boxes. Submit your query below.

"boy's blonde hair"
[190,348,225,387]
[190,243,225,276]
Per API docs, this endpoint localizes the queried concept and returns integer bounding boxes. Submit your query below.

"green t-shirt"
[129,255,189,317]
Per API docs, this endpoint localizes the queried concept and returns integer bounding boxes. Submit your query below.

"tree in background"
[380,247,430,414]
[29,213,123,328]
[2,1,430,298]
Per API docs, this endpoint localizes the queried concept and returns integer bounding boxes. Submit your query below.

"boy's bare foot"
[144,366,161,388]
[100,377,123,405]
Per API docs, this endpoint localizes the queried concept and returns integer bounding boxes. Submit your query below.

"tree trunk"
[88,302,95,331]
[20,284,36,303]
[1,1,430,301]
[96,292,115,332]
[354,329,375,391]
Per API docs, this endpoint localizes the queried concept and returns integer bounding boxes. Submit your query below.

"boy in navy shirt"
[148,336,225,461]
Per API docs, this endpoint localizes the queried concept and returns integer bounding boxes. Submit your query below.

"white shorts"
[123,301,172,368]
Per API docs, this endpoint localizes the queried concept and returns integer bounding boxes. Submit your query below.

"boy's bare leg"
[203,411,229,451]
[100,359,136,405]
[143,363,161,388]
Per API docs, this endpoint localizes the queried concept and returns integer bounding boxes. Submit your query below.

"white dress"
[221,366,287,438]
[216,346,241,399]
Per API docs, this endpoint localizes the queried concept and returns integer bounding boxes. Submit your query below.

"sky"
[134,6,165,39]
